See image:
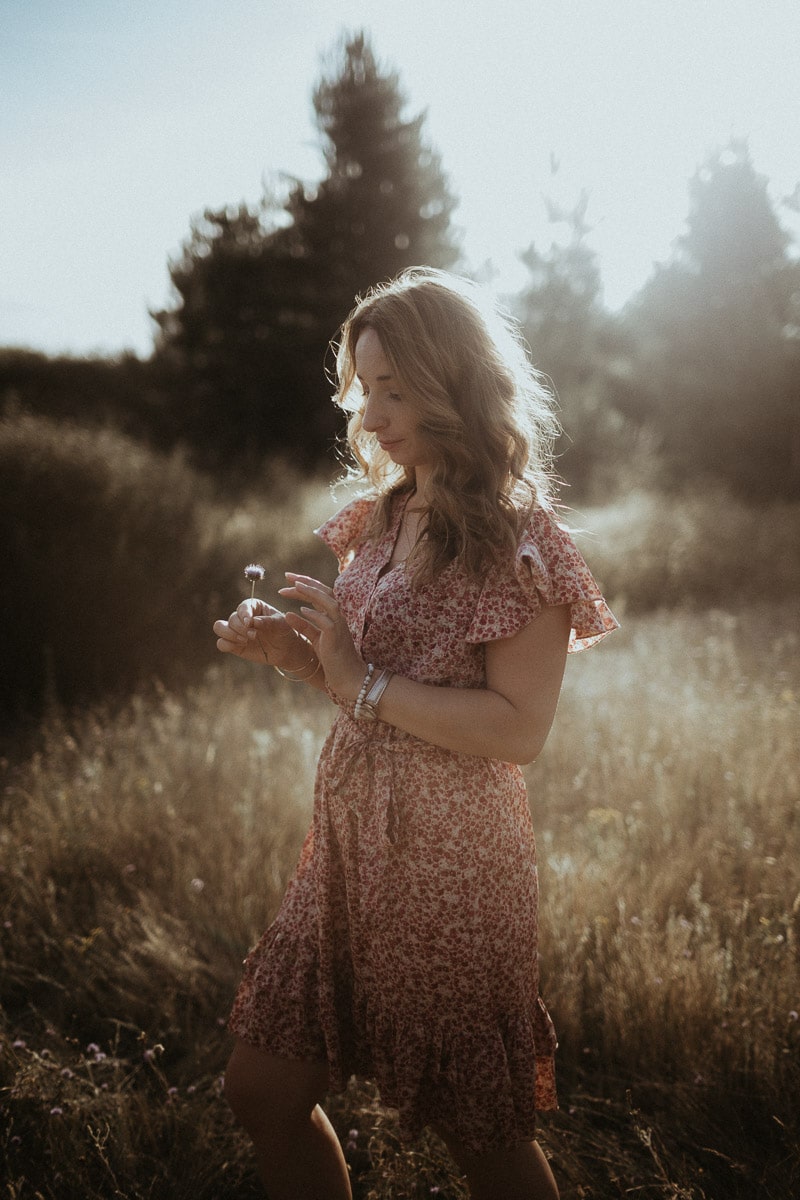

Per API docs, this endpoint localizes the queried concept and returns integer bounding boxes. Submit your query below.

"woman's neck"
[412,464,433,503]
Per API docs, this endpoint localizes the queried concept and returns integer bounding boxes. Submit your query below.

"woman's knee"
[224,1039,329,1136]
[432,1129,559,1200]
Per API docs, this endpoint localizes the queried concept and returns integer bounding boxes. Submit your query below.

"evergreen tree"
[515,191,634,498]
[517,190,605,382]
[280,30,459,321]
[152,31,459,468]
[625,141,800,498]
[151,202,329,466]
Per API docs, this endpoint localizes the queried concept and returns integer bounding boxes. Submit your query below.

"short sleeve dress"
[229,492,618,1154]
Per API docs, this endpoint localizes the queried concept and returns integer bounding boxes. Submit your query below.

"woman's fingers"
[214,618,245,643]
[283,610,321,643]
[283,572,334,597]
[216,636,239,655]
[279,578,340,622]
[214,620,247,655]
[237,598,280,628]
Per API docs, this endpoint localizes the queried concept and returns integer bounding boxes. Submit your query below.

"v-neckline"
[377,490,416,580]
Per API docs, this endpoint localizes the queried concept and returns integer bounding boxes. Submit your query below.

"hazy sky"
[3,0,799,357]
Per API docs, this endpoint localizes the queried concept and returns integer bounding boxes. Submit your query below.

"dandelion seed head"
[244,564,265,582]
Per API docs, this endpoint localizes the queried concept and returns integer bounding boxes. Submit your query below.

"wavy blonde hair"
[334,267,561,582]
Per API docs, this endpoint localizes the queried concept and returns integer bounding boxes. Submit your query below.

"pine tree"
[280,30,459,321]
[151,31,460,467]
[626,141,800,498]
[150,202,329,466]
[517,190,603,388]
[515,191,633,498]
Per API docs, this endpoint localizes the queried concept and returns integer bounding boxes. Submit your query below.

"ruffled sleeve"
[314,498,376,570]
[466,506,619,652]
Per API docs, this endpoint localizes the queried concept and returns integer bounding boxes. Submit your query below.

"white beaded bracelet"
[357,668,394,721]
[354,663,375,719]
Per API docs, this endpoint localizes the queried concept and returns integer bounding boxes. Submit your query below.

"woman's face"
[355,327,432,473]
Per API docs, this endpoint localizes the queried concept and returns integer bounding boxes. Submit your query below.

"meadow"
[1,417,799,1197]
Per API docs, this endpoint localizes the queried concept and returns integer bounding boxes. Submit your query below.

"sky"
[2,0,800,358]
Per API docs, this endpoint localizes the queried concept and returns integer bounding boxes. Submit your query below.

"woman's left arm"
[281,574,571,763]
[380,603,570,762]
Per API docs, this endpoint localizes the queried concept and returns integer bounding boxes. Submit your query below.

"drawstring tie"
[327,722,411,846]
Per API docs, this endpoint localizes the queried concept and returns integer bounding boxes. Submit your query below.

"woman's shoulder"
[467,501,619,652]
[487,499,588,595]
[516,500,581,566]
[314,494,379,565]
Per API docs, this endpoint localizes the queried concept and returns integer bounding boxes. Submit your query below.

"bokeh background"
[1,3,799,1198]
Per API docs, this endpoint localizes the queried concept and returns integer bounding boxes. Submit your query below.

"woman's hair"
[333,267,561,582]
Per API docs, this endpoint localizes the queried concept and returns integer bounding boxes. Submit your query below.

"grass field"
[1,419,799,1196]
[2,583,798,1197]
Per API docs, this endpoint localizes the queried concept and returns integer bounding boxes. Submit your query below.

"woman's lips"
[379,439,403,450]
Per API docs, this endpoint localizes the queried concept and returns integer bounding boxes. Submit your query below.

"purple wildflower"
[244,563,266,599]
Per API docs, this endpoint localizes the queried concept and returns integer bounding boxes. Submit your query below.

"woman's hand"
[213,598,301,667]
[278,573,365,700]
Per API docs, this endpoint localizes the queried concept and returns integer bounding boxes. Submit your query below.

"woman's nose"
[362,395,386,433]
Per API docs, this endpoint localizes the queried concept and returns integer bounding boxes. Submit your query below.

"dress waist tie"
[327,725,412,846]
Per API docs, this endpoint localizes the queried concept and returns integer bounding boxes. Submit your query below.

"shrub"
[569,485,800,612]
[0,413,334,727]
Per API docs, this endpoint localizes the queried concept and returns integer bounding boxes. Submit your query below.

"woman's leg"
[437,1131,559,1200]
[224,1038,352,1200]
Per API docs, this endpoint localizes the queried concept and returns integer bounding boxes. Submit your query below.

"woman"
[214,268,618,1200]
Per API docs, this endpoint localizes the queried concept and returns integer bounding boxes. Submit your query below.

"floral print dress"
[229,493,618,1153]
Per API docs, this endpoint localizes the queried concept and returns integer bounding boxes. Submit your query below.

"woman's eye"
[388,392,402,402]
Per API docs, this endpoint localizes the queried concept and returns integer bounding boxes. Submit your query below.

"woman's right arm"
[213,599,327,692]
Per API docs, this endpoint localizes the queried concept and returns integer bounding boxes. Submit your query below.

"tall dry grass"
[1,427,799,1196]
[1,596,798,1197]
[535,602,800,1196]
